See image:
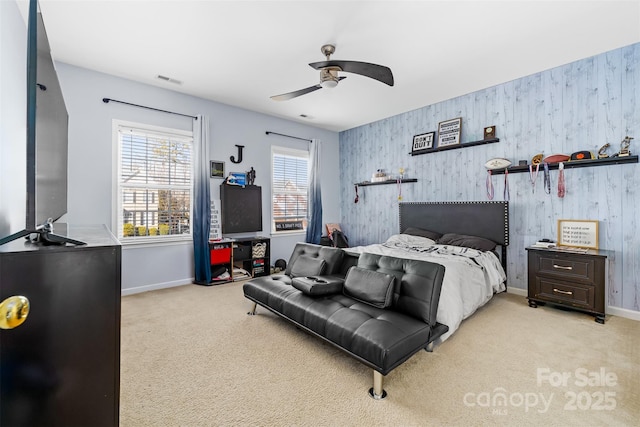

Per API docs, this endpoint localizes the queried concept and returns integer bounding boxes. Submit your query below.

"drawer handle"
[553,264,573,270]
[553,288,573,296]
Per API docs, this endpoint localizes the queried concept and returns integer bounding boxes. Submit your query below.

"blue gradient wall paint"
[339,42,639,311]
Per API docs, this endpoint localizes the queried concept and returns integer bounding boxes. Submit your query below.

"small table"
[526,246,609,323]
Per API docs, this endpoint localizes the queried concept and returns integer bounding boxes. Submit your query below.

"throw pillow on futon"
[343,266,396,309]
[290,255,327,278]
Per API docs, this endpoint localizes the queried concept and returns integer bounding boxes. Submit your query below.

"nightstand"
[526,247,608,323]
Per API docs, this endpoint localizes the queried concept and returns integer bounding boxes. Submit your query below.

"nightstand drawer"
[527,247,608,323]
[537,256,594,283]
[535,277,595,310]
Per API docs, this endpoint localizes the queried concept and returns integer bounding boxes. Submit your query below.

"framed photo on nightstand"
[557,219,599,249]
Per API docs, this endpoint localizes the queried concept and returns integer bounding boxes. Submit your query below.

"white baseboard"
[503,286,639,322]
[505,286,527,297]
[607,305,640,322]
[121,278,193,296]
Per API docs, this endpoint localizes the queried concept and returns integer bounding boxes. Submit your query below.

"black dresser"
[526,246,608,323]
[0,225,121,426]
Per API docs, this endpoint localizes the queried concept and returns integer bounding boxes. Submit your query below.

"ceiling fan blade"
[270,84,322,101]
[309,60,394,86]
[270,77,347,101]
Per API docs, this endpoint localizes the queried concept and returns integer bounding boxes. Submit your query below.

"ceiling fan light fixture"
[320,68,339,89]
[320,79,338,89]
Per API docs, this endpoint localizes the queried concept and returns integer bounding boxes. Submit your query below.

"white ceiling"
[22,0,640,132]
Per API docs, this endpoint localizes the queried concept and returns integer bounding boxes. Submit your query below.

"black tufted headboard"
[399,201,509,272]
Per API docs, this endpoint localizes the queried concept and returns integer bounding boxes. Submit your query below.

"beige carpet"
[120,282,639,426]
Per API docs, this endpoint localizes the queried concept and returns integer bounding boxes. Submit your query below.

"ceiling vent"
[155,75,182,85]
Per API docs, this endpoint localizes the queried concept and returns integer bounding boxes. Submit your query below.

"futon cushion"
[290,255,327,278]
[291,276,344,296]
[356,253,445,325]
[343,266,395,309]
[285,243,345,276]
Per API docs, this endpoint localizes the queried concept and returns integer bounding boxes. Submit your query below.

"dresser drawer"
[536,255,595,283]
[535,277,595,310]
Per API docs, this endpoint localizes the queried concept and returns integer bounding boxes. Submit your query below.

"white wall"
[0,0,27,236]
[54,63,340,294]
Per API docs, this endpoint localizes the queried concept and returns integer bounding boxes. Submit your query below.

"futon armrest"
[291,275,344,296]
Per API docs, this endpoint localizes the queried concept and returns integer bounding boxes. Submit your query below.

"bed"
[345,201,509,343]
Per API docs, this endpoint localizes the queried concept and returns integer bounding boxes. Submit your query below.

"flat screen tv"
[220,184,263,234]
[0,0,82,246]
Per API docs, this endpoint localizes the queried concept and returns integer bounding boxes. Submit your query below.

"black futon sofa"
[242,243,448,399]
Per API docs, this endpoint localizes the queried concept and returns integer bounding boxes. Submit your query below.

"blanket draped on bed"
[346,233,506,342]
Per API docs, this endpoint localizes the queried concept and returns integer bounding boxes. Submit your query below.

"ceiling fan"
[270,44,394,101]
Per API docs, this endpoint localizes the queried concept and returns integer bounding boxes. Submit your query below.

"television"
[0,0,83,246]
[220,184,263,234]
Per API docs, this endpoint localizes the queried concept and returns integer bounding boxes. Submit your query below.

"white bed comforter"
[345,234,506,342]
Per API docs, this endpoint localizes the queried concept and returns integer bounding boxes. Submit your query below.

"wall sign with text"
[557,219,599,249]
[411,131,435,155]
[438,117,462,147]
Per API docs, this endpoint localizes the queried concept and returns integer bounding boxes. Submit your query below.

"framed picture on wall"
[557,219,599,249]
[411,131,435,155]
[437,117,462,147]
[210,161,225,178]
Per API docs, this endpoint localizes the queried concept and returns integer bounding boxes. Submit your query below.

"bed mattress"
[346,233,506,342]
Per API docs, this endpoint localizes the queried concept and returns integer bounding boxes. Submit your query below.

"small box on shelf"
[210,247,231,264]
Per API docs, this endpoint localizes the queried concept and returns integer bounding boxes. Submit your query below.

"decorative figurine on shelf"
[597,143,610,159]
[619,136,633,157]
[247,167,256,185]
[371,169,388,183]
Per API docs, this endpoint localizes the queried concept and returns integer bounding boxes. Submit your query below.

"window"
[271,146,309,233]
[115,121,193,243]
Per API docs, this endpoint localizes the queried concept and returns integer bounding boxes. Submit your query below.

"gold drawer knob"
[0,295,30,329]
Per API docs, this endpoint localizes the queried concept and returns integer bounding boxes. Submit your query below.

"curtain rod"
[102,98,197,120]
[265,131,312,142]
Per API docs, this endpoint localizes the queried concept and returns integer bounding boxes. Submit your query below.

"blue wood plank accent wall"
[339,42,639,312]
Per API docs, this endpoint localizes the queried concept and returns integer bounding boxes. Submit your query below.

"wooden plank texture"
[339,42,640,312]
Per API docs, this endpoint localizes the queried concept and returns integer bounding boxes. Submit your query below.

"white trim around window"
[112,120,194,245]
[271,145,309,235]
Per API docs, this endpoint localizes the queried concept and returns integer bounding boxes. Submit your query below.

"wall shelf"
[491,155,638,175]
[409,137,499,155]
[356,178,418,187]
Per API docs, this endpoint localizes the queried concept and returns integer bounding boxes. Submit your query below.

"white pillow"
[385,233,436,246]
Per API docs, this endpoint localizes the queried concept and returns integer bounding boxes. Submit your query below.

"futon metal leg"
[247,302,257,315]
[368,370,387,400]
[425,341,435,352]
